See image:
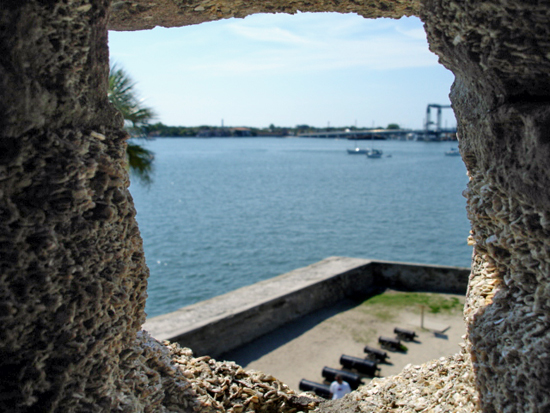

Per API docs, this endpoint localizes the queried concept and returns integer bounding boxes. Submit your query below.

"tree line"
[142,122,401,138]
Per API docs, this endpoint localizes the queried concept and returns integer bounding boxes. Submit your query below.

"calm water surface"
[129,138,472,318]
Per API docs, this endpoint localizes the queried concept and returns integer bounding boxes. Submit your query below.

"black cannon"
[321,366,363,390]
[363,345,389,363]
[394,327,417,341]
[378,336,401,351]
[339,354,378,377]
[299,379,331,399]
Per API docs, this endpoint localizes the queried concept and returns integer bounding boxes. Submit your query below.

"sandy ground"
[220,291,467,394]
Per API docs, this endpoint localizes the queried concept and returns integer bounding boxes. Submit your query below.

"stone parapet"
[144,257,469,357]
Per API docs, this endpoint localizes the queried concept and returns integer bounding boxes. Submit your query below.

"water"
[129,138,472,318]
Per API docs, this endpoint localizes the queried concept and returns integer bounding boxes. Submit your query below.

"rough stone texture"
[421,1,550,411]
[108,0,421,31]
[328,352,478,413]
[0,1,151,411]
[0,0,119,138]
[160,335,320,412]
[0,127,148,411]
[2,0,550,411]
[115,331,209,412]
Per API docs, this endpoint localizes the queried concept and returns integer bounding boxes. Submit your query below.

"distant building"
[230,127,252,137]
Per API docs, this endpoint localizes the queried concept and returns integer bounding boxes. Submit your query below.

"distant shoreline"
[138,122,457,141]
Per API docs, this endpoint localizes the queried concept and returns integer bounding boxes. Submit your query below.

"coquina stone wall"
[1,0,549,412]
[422,1,550,411]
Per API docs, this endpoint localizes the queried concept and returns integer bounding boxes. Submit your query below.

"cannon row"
[299,326,417,399]
[377,327,417,351]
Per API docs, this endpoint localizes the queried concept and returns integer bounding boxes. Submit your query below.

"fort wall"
[144,257,469,357]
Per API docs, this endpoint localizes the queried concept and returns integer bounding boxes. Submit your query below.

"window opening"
[108,13,467,320]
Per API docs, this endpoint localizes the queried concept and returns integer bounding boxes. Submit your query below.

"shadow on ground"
[219,298,362,365]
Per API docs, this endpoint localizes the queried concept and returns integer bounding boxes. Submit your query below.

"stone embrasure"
[2,0,550,411]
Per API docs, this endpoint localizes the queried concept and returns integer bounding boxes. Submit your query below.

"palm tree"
[108,64,155,184]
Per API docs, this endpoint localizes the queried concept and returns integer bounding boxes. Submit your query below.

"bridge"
[297,104,457,141]
[297,129,408,140]
[297,127,456,141]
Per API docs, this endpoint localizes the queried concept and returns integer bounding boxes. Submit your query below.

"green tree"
[386,123,400,130]
[108,64,155,184]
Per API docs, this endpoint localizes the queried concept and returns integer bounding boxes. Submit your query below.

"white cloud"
[163,13,439,76]
[111,13,438,77]
[176,34,438,76]
[227,23,312,46]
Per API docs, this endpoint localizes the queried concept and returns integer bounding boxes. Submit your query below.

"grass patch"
[359,291,464,319]
[369,308,397,322]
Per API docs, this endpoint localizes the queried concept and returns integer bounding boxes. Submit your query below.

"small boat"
[445,148,460,156]
[347,140,369,154]
[347,147,369,155]
[367,149,383,158]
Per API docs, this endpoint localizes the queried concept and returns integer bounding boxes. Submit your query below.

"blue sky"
[108,13,456,130]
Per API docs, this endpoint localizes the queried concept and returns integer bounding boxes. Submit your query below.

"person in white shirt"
[329,374,351,400]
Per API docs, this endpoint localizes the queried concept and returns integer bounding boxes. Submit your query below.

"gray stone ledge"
[143,256,469,357]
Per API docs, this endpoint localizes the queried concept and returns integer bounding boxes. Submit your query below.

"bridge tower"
[425,104,452,140]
